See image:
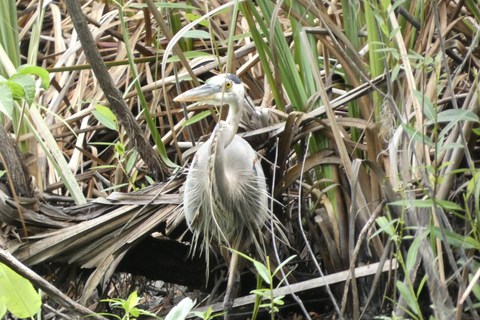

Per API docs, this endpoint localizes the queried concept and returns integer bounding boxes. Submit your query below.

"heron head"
[174,74,244,107]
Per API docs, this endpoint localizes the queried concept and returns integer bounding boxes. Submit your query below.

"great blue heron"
[174,74,271,317]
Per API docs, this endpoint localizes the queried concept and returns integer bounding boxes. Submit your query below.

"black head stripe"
[226,74,241,84]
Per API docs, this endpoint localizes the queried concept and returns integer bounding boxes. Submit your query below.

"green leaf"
[91,165,118,170]
[439,142,464,152]
[130,308,141,317]
[103,183,130,192]
[371,216,397,238]
[126,151,138,173]
[436,109,480,139]
[165,297,194,320]
[396,281,419,315]
[253,261,271,284]
[272,255,296,277]
[389,198,462,211]
[431,227,480,249]
[272,296,285,305]
[145,175,155,185]
[0,263,42,318]
[391,64,401,82]
[389,199,434,208]
[0,84,14,119]
[434,109,479,124]
[115,142,125,155]
[182,30,211,39]
[413,90,435,120]
[250,289,271,298]
[401,123,434,147]
[183,110,211,126]
[17,65,50,89]
[406,231,429,272]
[125,291,138,312]
[469,273,480,301]
[436,199,463,211]
[166,51,212,63]
[185,13,209,27]
[11,74,36,105]
[96,105,117,121]
[417,274,427,298]
[1,80,24,101]
[92,105,117,131]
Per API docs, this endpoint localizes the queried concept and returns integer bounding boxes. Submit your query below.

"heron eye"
[225,81,232,89]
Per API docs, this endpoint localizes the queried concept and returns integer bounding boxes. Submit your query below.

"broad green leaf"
[1,80,24,101]
[389,199,462,211]
[165,297,194,320]
[92,105,117,131]
[145,175,155,185]
[436,109,480,139]
[115,142,125,155]
[436,199,463,211]
[413,90,435,120]
[389,199,434,208]
[433,109,479,124]
[401,123,434,147]
[253,261,271,284]
[0,263,42,318]
[431,227,480,249]
[11,74,35,105]
[125,291,138,312]
[371,216,397,238]
[396,281,419,315]
[95,105,117,121]
[182,30,211,39]
[126,151,138,173]
[391,64,401,82]
[185,13,209,27]
[130,309,141,317]
[0,84,14,119]
[406,231,429,271]
[439,142,464,152]
[250,289,271,298]
[273,296,285,304]
[17,65,50,89]
[92,110,117,131]
[183,110,211,126]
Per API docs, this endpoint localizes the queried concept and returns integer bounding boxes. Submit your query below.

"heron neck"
[209,122,234,199]
[224,98,242,146]
[209,96,243,198]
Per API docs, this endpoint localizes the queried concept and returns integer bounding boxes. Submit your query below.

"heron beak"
[174,84,221,103]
